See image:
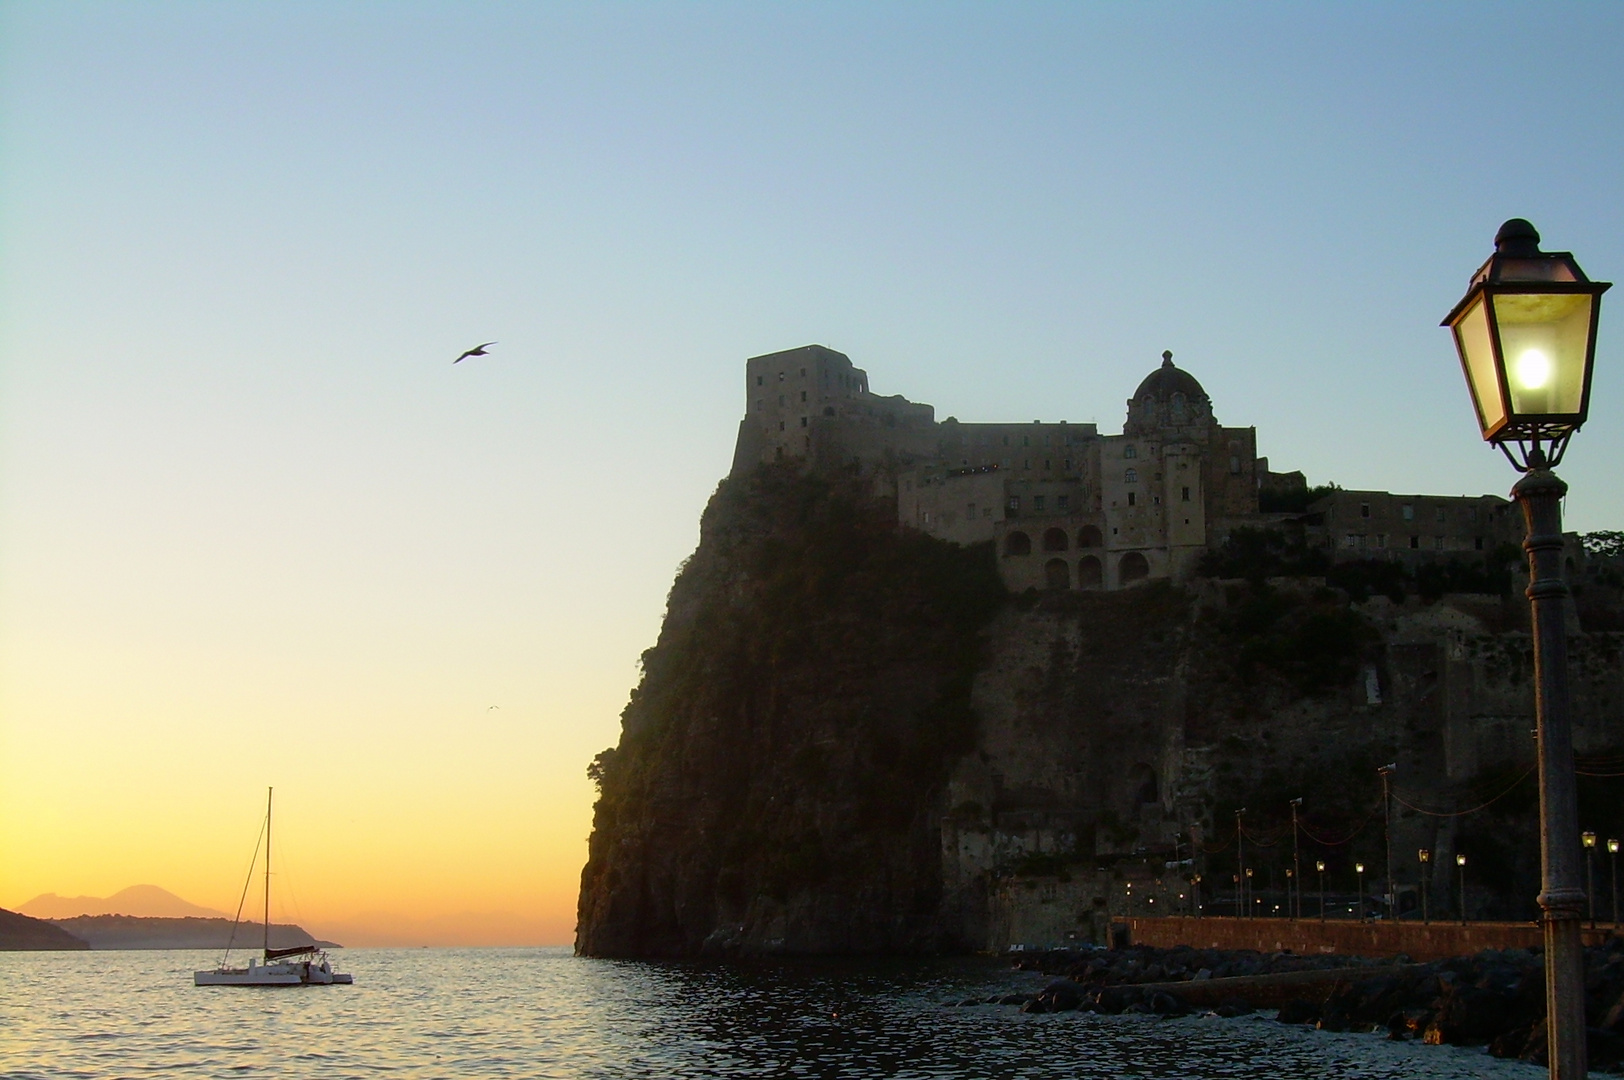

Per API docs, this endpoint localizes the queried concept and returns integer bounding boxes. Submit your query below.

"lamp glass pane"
[1492,292,1593,418]
[1452,295,1505,436]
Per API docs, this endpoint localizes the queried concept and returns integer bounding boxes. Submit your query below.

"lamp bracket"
[1493,428,1575,472]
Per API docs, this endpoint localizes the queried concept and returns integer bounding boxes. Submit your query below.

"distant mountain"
[18,885,227,920]
[1,908,89,951]
[49,915,339,951]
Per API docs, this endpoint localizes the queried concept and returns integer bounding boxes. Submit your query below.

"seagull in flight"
[454,342,496,364]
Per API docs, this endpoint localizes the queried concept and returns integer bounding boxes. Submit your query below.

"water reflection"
[0,949,1538,1079]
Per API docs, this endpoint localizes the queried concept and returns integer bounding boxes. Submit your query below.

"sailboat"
[194,788,352,987]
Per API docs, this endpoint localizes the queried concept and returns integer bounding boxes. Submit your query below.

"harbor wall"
[1125,915,1621,962]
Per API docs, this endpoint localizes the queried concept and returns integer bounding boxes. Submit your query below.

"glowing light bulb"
[1515,348,1552,390]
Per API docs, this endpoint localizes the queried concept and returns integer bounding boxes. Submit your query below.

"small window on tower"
[1124,468,1138,483]
[800,390,807,402]
[1033,496,1046,511]
[756,375,763,386]
[967,503,976,519]
[1057,495,1070,511]
[1127,492,1137,507]
[1181,486,1190,502]
[1124,445,1137,459]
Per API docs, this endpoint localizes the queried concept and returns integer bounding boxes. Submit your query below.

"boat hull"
[194,959,352,986]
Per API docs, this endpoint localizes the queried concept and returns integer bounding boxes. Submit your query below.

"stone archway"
[1119,551,1150,584]
[1077,525,1103,548]
[1004,531,1032,557]
[1042,527,1069,552]
[1077,555,1103,589]
[1044,558,1071,591]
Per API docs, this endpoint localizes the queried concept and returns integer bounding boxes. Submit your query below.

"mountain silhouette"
[17,885,227,919]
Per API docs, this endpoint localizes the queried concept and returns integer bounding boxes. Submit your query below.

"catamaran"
[194,788,352,987]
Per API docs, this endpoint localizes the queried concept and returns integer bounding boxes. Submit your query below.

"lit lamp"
[1584,832,1598,929]
[1444,219,1609,1080]
[1356,863,1366,922]
[1443,218,1609,469]
[1316,860,1326,923]
[1609,840,1620,927]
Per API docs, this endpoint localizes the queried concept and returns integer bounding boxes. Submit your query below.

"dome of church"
[1132,351,1208,404]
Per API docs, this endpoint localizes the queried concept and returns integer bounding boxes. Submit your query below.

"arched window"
[1077,525,1103,548]
[1042,527,1069,552]
[1044,558,1071,591]
[1077,555,1103,589]
[1003,531,1032,557]
[1119,551,1150,584]
[1124,468,1138,484]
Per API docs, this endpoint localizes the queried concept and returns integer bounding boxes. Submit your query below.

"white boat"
[194,788,352,987]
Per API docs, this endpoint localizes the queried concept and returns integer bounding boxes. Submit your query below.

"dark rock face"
[0,908,88,951]
[576,467,1005,957]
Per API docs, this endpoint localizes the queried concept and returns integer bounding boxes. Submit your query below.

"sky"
[2,2,1621,946]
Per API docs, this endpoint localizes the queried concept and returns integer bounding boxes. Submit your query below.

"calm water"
[1,947,1540,1079]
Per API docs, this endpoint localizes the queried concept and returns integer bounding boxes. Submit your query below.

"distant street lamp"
[1457,853,1468,926]
[1286,868,1295,922]
[1245,867,1254,918]
[1419,849,1432,924]
[1609,841,1620,926]
[1192,873,1203,918]
[1233,874,1241,919]
[1379,764,1396,920]
[1356,863,1366,922]
[1584,832,1598,929]
[1444,218,1609,1080]
[1316,860,1326,923]
[1291,797,1304,920]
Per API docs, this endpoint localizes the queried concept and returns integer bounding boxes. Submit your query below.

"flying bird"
[453,342,496,364]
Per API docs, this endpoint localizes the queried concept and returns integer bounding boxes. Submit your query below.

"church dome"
[1132,350,1208,404]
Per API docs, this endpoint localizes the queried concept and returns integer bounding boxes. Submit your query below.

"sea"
[0,947,1541,1079]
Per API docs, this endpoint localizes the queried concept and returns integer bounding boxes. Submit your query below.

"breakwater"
[971,939,1624,1070]
[1126,915,1621,963]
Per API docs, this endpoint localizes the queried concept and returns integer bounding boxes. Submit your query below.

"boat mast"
[263,786,272,957]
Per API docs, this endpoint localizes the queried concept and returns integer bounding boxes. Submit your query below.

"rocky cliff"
[576,465,1624,956]
[576,465,1003,956]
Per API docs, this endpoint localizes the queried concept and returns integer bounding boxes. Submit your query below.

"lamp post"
[1604,844,1617,928]
[1379,764,1396,921]
[1245,867,1254,918]
[1235,808,1245,918]
[1316,860,1326,922]
[1443,218,1610,1080]
[1291,797,1304,920]
[1419,849,1432,924]
[1286,868,1295,921]
[1457,853,1468,926]
[1192,873,1203,918]
[1233,874,1241,919]
[1584,832,1598,929]
[1356,863,1366,922]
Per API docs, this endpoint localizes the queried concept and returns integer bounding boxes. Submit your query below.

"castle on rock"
[731,344,1524,592]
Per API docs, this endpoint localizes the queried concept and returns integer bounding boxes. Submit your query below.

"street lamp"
[1192,873,1203,918]
[1444,219,1609,1080]
[1584,832,1598,929]
[1379,764,1396,921]
[1286,867,1295,922]
[1245,867,1254,918]
[1457,853,1468,927]
[1419,849,1432,925]
[1356,863,1366,922]
[1316,860,1326,923]
[1609,841,1620,927]
[1291,797,1304,920]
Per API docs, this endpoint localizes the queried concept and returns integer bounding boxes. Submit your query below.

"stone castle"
[731,343,1528,589]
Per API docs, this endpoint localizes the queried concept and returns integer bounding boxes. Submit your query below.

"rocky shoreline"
[948,942,1624,1071]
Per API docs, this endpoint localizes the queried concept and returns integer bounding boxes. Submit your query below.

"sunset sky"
[2,3,1622,946]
